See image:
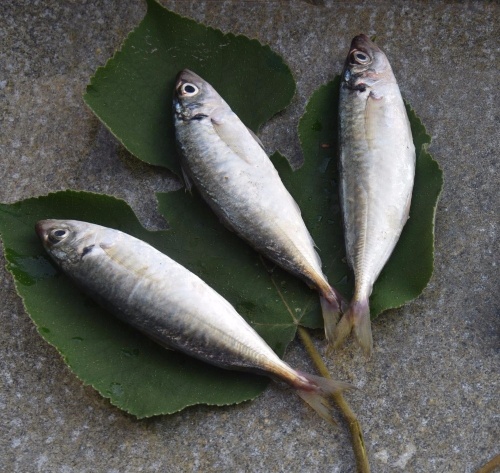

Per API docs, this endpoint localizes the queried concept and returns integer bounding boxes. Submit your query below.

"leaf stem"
[475,454,500,473]
[297,326,370,473]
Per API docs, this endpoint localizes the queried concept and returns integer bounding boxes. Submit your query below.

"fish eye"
[352,51,371,64]
[180,83,199,97]
[48,228,69,243]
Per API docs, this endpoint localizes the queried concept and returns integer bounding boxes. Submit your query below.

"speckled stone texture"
[1,1,498,472]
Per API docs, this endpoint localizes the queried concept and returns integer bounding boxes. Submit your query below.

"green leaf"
[83,0,295,176]
[0,79,442,416]
[296,78,444,321]
[1,4,442,417]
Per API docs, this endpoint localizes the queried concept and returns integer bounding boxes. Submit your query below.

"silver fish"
[35,219,351,422]
[336,35,416,357]
[173,69,345,347]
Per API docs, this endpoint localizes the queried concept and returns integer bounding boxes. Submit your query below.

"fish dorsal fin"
[211,108,266,164]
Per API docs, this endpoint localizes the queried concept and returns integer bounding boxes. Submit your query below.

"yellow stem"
[297,326,370,473]
[475,454,500,473]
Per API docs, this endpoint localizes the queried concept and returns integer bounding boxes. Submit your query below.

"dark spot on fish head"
[81,245,94,258]
[190,113,208,121]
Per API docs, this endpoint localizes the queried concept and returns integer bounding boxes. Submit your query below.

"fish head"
[173,69,227,121]
[35,219,99,265]
[341,34,394,93]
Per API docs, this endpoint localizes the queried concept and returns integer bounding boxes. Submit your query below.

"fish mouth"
[349,34,380,53]
[350,34,371,50]
[35,220,51,240]
[176,68,201,83]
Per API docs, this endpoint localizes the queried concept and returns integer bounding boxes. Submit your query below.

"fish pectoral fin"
[369,90,383,101]
[210,109,261,164]
[210,109,265,151]
[364,91,385,139]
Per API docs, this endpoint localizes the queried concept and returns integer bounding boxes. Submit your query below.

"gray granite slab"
[1,1,498,472]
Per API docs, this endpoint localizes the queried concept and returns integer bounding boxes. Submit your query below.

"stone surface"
[0,1,498,472]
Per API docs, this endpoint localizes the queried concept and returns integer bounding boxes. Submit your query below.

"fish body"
[337,35,416,357]
[173,69,344,345]
[36,219,351,422]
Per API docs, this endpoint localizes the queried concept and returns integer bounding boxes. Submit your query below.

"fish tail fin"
[320,286,347,348]
[353,301,373,358]
[295,371,353,424]
[334,299,373,358]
